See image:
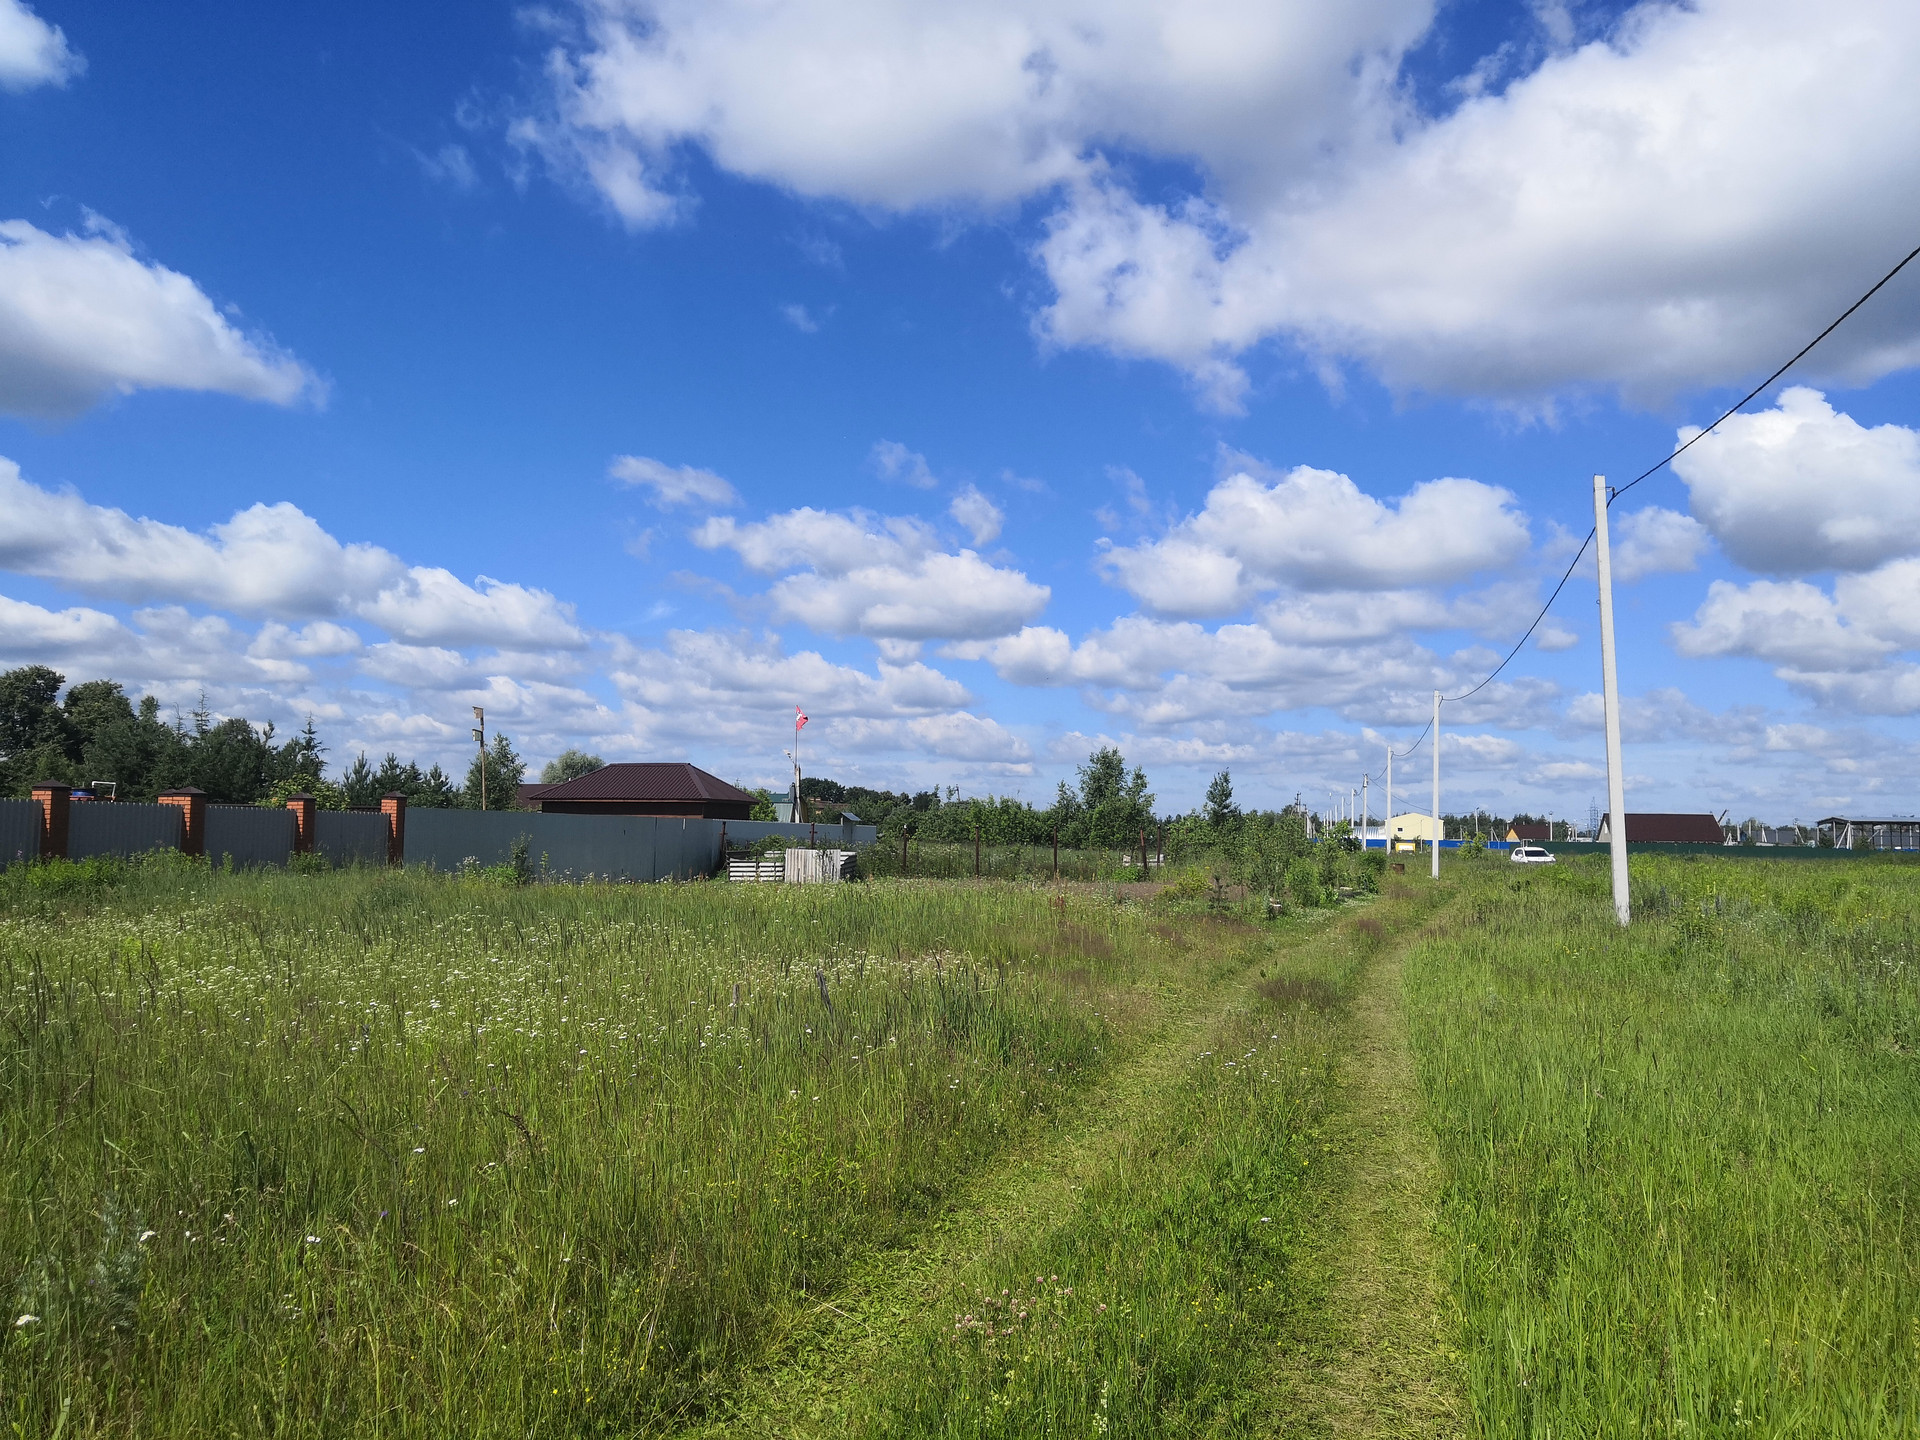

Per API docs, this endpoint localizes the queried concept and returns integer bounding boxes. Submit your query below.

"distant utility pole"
[1385,744,1393,855]
[1361,774,1369,847]
[1593,475,1631,926]
[1431,690,1441,881]
[471,705,487,811]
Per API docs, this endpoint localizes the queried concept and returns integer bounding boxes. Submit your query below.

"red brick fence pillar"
[287,793,316,854]
[158,787,206,857]
[31,781,70,859]
[381,791,407,866]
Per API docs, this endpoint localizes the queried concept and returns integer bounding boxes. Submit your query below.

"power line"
[1614,241,1920,503]
[1434,238,1920,708]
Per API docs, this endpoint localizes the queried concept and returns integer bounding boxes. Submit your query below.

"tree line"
[799,745,1159,850]
[0,666,531,809]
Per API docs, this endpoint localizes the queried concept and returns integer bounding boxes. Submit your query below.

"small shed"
[1595,812,1723,844]
[534,763,759,820]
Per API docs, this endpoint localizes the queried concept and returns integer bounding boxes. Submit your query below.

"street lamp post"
[471,705,487,812]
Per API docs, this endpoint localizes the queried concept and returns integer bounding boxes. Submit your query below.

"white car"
[1509,845,1556,864]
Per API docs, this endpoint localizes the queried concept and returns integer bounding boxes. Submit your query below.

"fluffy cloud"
[1101,462,1528,616]
[522,0,1428,223]
[610,454,740,509]
[694,506,1048,640]
[1670,556,1920,713]
[0,592,125,661]
[956,615,1452,724]
[0,458,587,649]
[600,627,1030,780]
[1038,0,1920,403]
[1672,389,1920,575]
[949,486,1003,546]
[836,711,1033,765]
[0,0,80,91]
[525,0,1920,406]
[0,219,317,418]
[1671,579,1889,673]
[1611,507,1706,583]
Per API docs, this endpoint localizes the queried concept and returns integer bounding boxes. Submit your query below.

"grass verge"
[1406,854,1920,1436]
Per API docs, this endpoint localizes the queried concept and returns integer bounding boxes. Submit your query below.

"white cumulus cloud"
[0,458,586,650]
[694,506,1048,640]
[948,485,1003,546]
[610,454,740,509]
[523,0,1920,407]
[1672,388,1920,575]
[0,0,81,91]
[0,219,317,418]
[1610,506,1707,583]
[1102,461,1528,616]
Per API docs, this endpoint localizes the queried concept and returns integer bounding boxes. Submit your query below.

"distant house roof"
[534,762,759,818]
[1507,823,1550,841]
[1597,812,1724,843]
[517,783,557,810]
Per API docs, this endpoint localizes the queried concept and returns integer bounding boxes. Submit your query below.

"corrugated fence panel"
[0,797,41,867]
[316,810,389,867]
[403,808,530,871]
[204,805,296,868]
[531,813,659,881]
[400,809,730,881]
[68,802,183,861]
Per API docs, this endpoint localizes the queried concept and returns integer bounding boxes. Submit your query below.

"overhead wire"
[1357,237,1920,790]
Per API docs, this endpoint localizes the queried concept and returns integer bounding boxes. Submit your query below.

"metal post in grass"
[471,705,487,811]
[1053,824,1059,882]
[974,819,981,878]
[1593,473,1631,926]
[1385,743,1392,857]
[1430,690,1441,881]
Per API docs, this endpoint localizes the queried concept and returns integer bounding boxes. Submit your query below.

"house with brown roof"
[1506,822,1550,842]
[1596,812,1724,843]
[529,763,760,820]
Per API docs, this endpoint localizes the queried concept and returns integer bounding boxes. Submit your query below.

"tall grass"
[1407,853,1920,1436]
[859,841,1153,883]
[0,863,1190,1436]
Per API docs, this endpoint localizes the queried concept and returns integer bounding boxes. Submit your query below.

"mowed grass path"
[701,877,1461,1439]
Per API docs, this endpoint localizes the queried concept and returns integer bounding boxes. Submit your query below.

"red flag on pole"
[795,706,808,729]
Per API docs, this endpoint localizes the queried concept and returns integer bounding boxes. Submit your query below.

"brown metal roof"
[1602,812,1725,843]
[534,762,758,806]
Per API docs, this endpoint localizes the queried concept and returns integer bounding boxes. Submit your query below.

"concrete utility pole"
[1593,474,1631,926]
[1431,690,1441,881]
[471,705,487,811]
[1385,744,1393,855]
[1361,774,1369,847]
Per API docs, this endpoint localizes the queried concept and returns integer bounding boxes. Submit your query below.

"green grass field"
[2,851,1916,1437]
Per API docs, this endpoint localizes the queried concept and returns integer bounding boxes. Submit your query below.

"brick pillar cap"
[159,786,206,796]
[286,792,314,801]
[381,791,408,800]
[31,781,73,792]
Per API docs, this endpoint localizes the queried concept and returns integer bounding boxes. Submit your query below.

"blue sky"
[2,0,1918,824]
